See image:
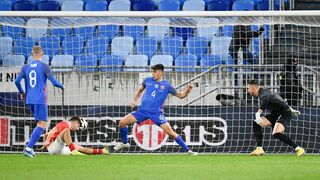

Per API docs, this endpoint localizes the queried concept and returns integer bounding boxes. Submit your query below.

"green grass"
[0,154,320,180]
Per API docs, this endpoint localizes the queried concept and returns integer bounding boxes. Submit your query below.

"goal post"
[0,11,319,154]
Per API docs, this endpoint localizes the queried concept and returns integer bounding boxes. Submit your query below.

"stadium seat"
[14,37,35,57]
[108,0,131,11]
[50,18,73,41]
[51,55,74,72]
[1,18,25,39]
[14,0,35,11]
[62,36,85,55]
[197,18,220,42]
[38,0,60,11]
[172,26,194,41]
[186,37,208,60]
[158,0,180,11]
[221,25,233,37]
[207,0,230,11]
[200,54,222,72]
[26,18,49,41]
[39,36,60,57]
[27,55,50,64]
[73,25,97,40]
[0,1,12,11]
[210,36,232,61]
[2,55,25,67]
[86,36,110,57]
[99,54,124,72]
[161,36,183,59]
[132,0,155,11]
[150,55,173,71]
[136,37,158,60]
[147,18,170,43]
[0,37,13,59]
[75,54,98,72]
[125,54,148,72]
[232,0,254,11]
[123,18,145,40]
[61,0,83,11]
[175,54,198,72]
[85,0,108,11]
[111,36,134,59]
[182,0,205,11]
[98,24,120,38]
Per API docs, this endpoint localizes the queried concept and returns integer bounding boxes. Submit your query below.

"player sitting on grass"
[247,80,305,156]
[114,64,198,155]
[43,116,109,155]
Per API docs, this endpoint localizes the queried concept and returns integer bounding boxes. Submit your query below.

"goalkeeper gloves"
[289,106,301,116]
[255,112,262,124]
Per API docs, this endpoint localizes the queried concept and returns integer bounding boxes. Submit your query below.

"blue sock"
[120,127,128,144]
[26,126,44,149]
[175,135,189,152]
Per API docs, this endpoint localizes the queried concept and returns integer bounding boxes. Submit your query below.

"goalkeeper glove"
[289,106,301,116]
[255,112,262,124]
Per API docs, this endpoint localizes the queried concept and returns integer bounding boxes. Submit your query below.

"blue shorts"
[131,109,168,126]
[27,104,48,121]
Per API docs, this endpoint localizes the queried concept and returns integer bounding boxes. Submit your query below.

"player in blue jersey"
[15,46,64,157]
[114,64,198,155]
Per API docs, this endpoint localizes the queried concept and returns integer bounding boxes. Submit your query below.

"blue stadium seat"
[182,0,205,11]
[186,37,208,60]
[75,54,98,72]
[99,54,123,72]
[61,0,83,11]
[158,0,180,11]
[210,36,232,61]
[200,55,222,72]
[123,20,145,40]
[51,18,73,41]
[197,18,220,42]
[85,0,108,11]
[221,25,233,37]
[207,0,230,11]
[86,36,110,57]
[232,0,254,10]
[147,18,170,43]
[62,36,85,55]
[38,0,60,11]
[172,26,194,41]
[0,1,12,11]
[108,0,131,11]
[27,55,50,64]
[136,37,157,60]
[150,55,173,71]
[125,54,148,72]
[0,37,13,59]
[132,0,155,11]
[14,0,35,11]
[111,36,134,59]
[1,17,25,39]
[175,54,198,72]
[14,37,35,57]
[2,55,25,67]
[73,25,96,40]
[51,55,74,72]
[26,18,49,41]
[39,36,60,57]
[98,25,120,38]
[161,36,183,59]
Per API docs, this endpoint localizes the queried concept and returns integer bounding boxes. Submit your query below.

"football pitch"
[0,154,320,180]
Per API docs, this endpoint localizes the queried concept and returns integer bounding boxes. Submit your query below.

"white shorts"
[47,136,71,155]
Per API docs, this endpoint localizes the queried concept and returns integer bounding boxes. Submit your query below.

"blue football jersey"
[18,61,53,105]
[140,77,176,113]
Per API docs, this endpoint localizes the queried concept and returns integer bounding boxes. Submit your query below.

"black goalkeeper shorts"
[265,112,292,128]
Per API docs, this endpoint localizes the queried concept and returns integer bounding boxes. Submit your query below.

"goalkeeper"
[247,80,305,156]
[42,116,109,155]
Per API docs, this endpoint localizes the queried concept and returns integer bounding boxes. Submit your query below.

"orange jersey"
[48,121,70,145]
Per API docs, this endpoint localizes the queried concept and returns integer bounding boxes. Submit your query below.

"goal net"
[0,12,319,154]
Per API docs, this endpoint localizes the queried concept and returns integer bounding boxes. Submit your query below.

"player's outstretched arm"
[175,83,193,99]
[131,85,145,109]
[48,76,64,90]
[43,127,58,148]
